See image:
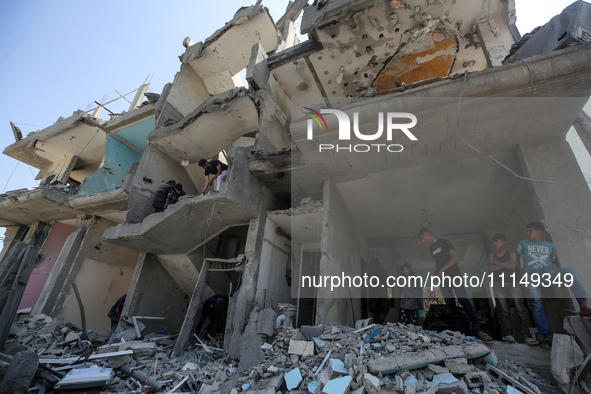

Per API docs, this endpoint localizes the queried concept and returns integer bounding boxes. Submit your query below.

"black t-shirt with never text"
[204,159,228,176]
[429,238,462,277]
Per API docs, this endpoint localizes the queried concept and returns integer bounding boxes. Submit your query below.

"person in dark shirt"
[489,234,537,345]
[198,158,228,194]
[165,183,186,207]
[195,294,229,338]
[107,294,126,334]
[418,228,493,343]
[152,180,175,212]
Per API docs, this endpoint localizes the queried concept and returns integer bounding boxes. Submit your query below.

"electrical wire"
[455,70,554,184]
[1,162,19,193]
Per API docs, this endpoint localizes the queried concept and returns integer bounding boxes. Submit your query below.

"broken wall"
[125,144,197,224]
[51,218,139,335]
[255,217,293,309]
[156,65,210,127]
[32,227,85,316]
[121,253,189,334]
[19,222,76,309]
[78,136,142,196]
[318,181,365,327]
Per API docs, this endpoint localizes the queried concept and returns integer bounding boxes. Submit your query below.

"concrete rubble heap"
[0,310,562,393]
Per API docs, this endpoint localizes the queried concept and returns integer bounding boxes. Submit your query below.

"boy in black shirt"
[419,228,493,343]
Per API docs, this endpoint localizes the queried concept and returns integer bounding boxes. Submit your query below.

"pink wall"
[19,222,76,309]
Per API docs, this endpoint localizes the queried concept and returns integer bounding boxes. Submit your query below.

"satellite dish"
[181,159,189,167]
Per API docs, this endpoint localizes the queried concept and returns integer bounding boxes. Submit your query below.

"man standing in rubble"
[516,221,590,349]
[152,180,175,212]
[195,294,229,338]
[419,228,493,343]
[489,234,538,345]
[198,158,228,194]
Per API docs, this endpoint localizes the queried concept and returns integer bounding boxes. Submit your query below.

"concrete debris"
[0,351,39,394]
[550,333,584,386]
[284,366,302,390]
[0,309,564,393]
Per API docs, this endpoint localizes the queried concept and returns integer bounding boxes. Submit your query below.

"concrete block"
[308,380,322,394]
[322,375,352,394]
[319,367,331,384]
[421,367,435,380]
[551,333,584,385]
[424,383,439,394]
[288,340,314,356]
[432,373,459,384]
[314,337,326,347]
[363,373,380,393]
[183,362,199,371]
[262,374,283,391]
[65,331,80,342]
[463,371,490,389]
[330,358,349,375]
[14,328,29,337]
[37,322,60,334]
[0,351,39,394]
[400,371,418,385]
[256,308,275,337]
[437,380,469,394]
[267,365,279,374]
[368,344,489,375]
[301,325,324,340]
[285,367,302,391]
[119,341,157,357]
[405,382,416,394]
[444,358,471,375]
[408,332,420,341]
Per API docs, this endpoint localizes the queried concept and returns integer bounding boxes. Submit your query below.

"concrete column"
[225,215,266,359]
[517,137,591,290]
[115,253,147,325]
[172,259,210,356]
[128,84,150,112]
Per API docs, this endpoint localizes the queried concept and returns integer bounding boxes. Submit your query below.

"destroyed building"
[1,0,591,392]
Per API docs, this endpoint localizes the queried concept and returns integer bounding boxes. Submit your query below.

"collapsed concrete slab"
[0,186,80,226]
[3,111,106,184]
[180,6,280,95]
[149,88,258,166]
[103,147,277,254]
[367,343,491,375]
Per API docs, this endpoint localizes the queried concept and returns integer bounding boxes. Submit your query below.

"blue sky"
[0,0,589,238]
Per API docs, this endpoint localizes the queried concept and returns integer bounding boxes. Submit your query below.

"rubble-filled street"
[1,308,576,393]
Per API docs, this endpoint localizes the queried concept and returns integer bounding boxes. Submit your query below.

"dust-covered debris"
[0,308,569,393]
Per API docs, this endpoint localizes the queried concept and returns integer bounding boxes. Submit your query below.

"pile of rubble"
[0,309,559,393]
[219,323,553,394]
